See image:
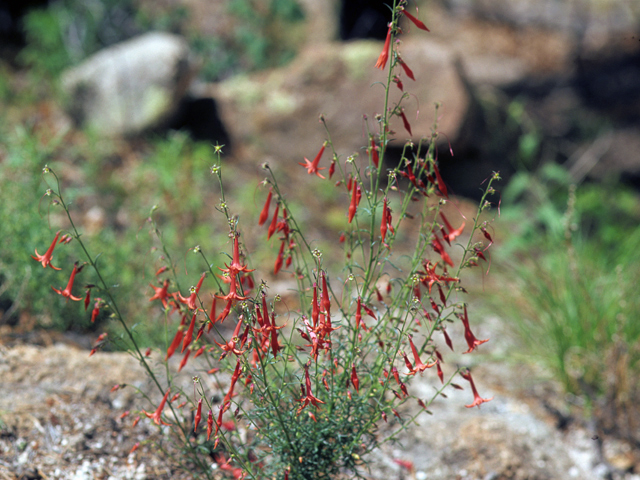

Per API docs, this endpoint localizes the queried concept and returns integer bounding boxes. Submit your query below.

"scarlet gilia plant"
[33,2,498,479]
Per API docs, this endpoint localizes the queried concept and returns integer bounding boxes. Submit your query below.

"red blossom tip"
[375,25,392,69]
[402,8,430,31]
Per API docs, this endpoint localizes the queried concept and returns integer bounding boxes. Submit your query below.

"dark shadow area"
[339,0,392,40]
[166,96,231,149]
[0,0,49,61]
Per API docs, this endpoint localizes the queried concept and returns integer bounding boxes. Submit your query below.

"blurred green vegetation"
[496,163,640,436]
[18,0,305,82]
[0,110,240,347]
[0,123,142,333]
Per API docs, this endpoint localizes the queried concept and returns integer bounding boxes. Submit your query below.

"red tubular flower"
[398,57,416,81]
[402,351,413,372]
[381,198,389,242]
[393,459,415,471]
[90,298,102,323]
[207,409,213,440]
[155,266,168,276]
[194,398,202,433]
[181,312,197,353]
[432,235,454,267]
[214,300,229,326]
[418,260,458,294]
[311,282,320,327]
[375,24,392,69]
[142,388,172,426]
[370,137,379,168]
[89,332,108,357]
[355,297,363,330]
[178,348,191,372]
[391,366,402,385]
[267,311,283,357]
[400,109,413,136]
[149,279,171,309]
[208,296,217,332]
[481,227,494,248]
[267,203,279,240]
[32,231,62,270]
[433,162,448,199]
[84,288,91,311]
[129,442,140,454]
[216,276,248,305]
[223,361,242,406]
[375,287,383,302]
[328,160,336,179]
[351,365,360,392]
[258,189,272,226]
[274,239,285,275]
[399,162,425,190]
[348,180,358,223]
[436,360,444,384]
[460,304,489,353]
[52,262,83,301]
[430,298,440,315]
[321,271,331,318]
[460,369,493,408]
[362,302,376,320]
[393,75,404,91]
[214,315,248,358]
[166,314,187,360]
[296,364,325,414]
[438,284,447,306]
[402,8,430,31]
[299,142,327,178]
[193,345,205,358]
[176,273,206,310]
[442,328,454,351]
[221,234,255,278]
[59,234,73,244]
[441,212,465,244]
[406,335,436,375]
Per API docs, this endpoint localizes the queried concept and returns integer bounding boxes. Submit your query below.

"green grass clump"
[497,165,640,439]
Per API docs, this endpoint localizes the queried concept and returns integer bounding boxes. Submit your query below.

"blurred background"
[1,0,640,474]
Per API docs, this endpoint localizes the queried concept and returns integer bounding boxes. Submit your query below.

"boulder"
[210,38,469,163]
[62,32,198,137]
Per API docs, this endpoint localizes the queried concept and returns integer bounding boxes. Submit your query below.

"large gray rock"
[209,38,469,163]
[62,32,198,136]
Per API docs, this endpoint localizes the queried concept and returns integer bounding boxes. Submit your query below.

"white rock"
[62,32,198,137]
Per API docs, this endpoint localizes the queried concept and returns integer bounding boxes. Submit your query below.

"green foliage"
[19,0,141,78]
[226,0,306,71]
[19,0,305,83]
[0,111,241,346]
[498,166,640,428]
[19,8,71,78]
[0,125,73,328]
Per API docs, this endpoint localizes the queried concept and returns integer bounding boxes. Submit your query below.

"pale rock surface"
[62,32,198,137]
[211,38,468,163]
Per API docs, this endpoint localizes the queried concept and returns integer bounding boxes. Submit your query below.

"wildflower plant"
[33,2,499,479]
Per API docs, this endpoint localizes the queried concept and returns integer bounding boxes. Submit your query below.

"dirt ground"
[1,322,639,480]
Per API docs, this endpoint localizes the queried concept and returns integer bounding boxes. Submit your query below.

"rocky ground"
[1,320,639,480]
